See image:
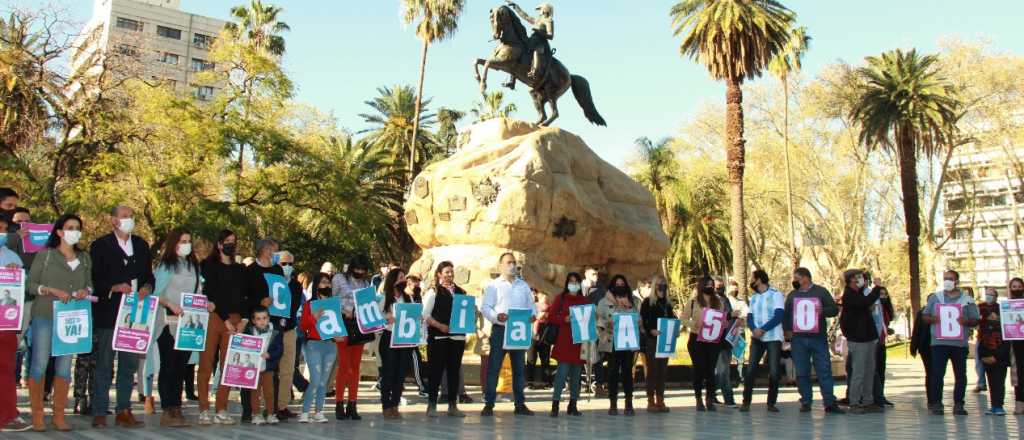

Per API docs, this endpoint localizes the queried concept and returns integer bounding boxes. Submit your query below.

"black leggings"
[427,337,465,405]
[527,330,552,384]
[157,328,191,409]
[1013,341,1024,403]
[688,336,721,399]
[379,331,412,410]
[607,351,636,406]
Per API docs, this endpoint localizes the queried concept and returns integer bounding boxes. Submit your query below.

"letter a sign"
[503,308,532,350]
[613,312,640,351]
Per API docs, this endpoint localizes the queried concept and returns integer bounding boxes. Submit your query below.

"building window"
[156,25,181,40]
[194,85,214,101]
[192,58,215,71]
[947,198,966,212]
[115,17,143,32]
[193,33,214,49]
[160,52,179,65]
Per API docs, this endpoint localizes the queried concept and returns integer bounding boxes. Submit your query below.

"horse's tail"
[570,74,606,126]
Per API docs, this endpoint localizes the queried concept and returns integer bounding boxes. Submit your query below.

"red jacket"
[550,292,591,365]
[299,301,324,340]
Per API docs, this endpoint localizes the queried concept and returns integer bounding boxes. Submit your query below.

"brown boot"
[160,409,177,427]
[173,408,191,427]
[646,391,658,413]
[144,396,155,415]
[51,378,71,431]
[657,393,670,413]
[115,409,144,428]
[27,378,46,432]
[91,416,107,428]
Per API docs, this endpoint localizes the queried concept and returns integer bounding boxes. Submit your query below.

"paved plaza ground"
[6,360,1021,439]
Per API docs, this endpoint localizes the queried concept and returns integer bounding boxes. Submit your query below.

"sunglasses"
[279,262,294,267]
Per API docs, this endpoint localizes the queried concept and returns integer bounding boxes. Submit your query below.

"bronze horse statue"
[473,5,606,127]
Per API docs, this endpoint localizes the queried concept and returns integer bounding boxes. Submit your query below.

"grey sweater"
[783,284,839,337]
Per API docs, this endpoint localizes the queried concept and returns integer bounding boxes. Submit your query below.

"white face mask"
[504,264,518,276]
[985,294,997,304]
[567,283,581,293]
[62,230,81,246]
[176,243,192,257]
[117,218,135,234]
[282,265,294,280]
[856,278,865,289]
[943,280,956,292]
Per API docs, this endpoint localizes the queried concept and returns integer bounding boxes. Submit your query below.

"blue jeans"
[485,325,526,406]
[929,345,967,406]
[302,339,336,413]
[742,339,781,405]
[552,363,582,402]
[92,328,141,415]
[28,318,72,381]
[791,335,836,407]
[974,345,987,388]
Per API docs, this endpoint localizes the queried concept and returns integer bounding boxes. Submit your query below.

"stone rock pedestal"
[404,118,669,295]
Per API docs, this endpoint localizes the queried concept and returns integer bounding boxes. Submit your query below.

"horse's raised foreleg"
[531,90,547,126]
[542,97,560,127]
[473,58,490,95]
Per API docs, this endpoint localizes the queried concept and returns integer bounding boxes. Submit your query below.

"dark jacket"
[640,296,676,350]
[243,263,285,319]
[840,286,882,343]
[244,322,284,372]
[201,258,246,321]
[910,308,931,358]
[273,278,303,332]
[89,233,155,329]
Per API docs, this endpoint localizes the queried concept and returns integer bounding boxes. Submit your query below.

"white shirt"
[481,277,536,325]
[726,294,749,319]
[116,234,134,257]
[749,286,785,342]
[422,287,467,341]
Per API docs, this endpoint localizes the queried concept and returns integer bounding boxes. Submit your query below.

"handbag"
[343,316,376,345]
[538,295,567,345]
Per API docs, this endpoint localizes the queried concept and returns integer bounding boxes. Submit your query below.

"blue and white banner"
[613,312,641,351]
[310,297,347,339]
[354,286,385,334]
[503,308,533,350]
[569,304,597,344]
[264,273,290,318]
[391,302,424,347]
[448,294,477,334]
[654,318,680,358]
[52,300,92,356]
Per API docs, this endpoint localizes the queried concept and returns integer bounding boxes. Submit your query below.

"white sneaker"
[297,413,311,423]
[213,411,236,425]
[252,414,266,425]
[198,410,212,426]
[312,412,328,423]
[266,414,280,425]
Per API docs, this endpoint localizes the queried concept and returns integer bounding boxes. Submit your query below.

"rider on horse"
[506,1,554,82]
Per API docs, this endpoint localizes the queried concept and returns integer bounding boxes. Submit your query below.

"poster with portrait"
[0,268,25,331]
[999,298,1024,340]
[221,333,266,389]
[112,292,158,354]
[174,293,210,351]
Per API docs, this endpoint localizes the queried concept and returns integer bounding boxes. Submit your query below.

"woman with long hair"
[331,255,372,420]
[378,268,413,419]
[153,228,212,427]
[548,272,589,417]
[641,276,675,412]
[596,274,639,415]
[682,275,727,412]
[24,214,92,431]
[297,273,338,423]
[197,229,245,425]
[423,261,468,417]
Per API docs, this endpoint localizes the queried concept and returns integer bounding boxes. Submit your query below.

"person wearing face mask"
[377,268,418,419]
[783,267,844,414]
[239,238,284,423]
[422,262,469,418]
[526,288,552,390]
[24,214,91,431]
[331,255,372,421]
[152,228,212,427]
[838,269,881,414]
[273,250,303,422]
[714,280,747,408]
[297,273,337,423]
[480,252,538,417]
[196,229,245,425]
[976,287,1009,415]
[640,276,675,413]
[0,188,18,225]
[1006,278,1024,414]
[581,267,608,396]
[920,269,980,416]
[910,292,935,411]
[545,272,588,417]
[596,274,638,415]
[6,207,35,269]
[682,276,727,412]
[741,270,784,412]
[89,205,154,429]
[0,213,28,432]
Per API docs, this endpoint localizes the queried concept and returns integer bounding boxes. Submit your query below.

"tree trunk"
[725,78,748,291]
[410,39,429,182]
[782,76,799,271]
[896,129,923,313]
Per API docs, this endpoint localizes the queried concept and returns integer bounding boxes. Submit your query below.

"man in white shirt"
[480,252,536,416]
[740,270,785,412]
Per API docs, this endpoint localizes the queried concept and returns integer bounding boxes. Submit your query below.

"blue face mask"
[0,234,7,248]
[282,265,294,280]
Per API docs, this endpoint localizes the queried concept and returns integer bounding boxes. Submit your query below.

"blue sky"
[66,0,1024,167]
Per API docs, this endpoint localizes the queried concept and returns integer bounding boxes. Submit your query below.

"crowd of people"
[0,187,1022,433]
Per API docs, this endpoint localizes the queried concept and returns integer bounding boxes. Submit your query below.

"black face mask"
[656,285,668,294]
[612,285,629,297]
[1011,289,1024,298]
[792,281,801,290]
[352,271,366,279]
[701,286,715,296]
[749,282,758,292]
[716,286,726,295]
[222,243,237,256]
[316,287,332,297]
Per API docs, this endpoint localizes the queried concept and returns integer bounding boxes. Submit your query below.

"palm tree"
[768,25,810,270]
[470,91,517,123]
[225,0,290,56]
[633,137,680,228]
[670,0,794,289]
[436,107,465,157]
[850,49,959,313]
[401,0,465,179]
[667,175,733,289]
[358,85,437,184]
